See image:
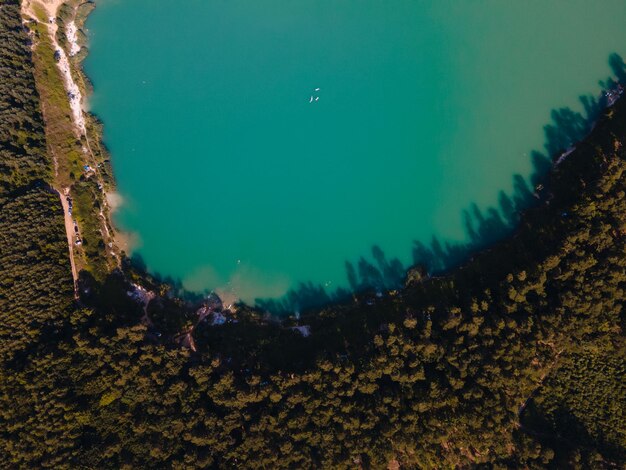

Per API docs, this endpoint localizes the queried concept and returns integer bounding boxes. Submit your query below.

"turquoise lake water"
[84,0,626,311]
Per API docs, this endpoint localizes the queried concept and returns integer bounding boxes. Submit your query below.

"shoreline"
[61,0,135,265]
[22,0,626,318]
[22,0,130,279]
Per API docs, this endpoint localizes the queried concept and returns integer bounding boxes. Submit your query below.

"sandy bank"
[22,1,86,136]
[66,20,81,56]
[104,191,137,254]
[23,0,67,18]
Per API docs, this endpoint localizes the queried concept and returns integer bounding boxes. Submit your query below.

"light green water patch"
[84,0,626,311]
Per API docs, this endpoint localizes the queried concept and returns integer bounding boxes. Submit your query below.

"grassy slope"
[27,1,112,279]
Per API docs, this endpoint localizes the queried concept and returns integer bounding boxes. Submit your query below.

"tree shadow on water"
[118,54,626,316]
[255,245,406,315]
[257,53,626,315]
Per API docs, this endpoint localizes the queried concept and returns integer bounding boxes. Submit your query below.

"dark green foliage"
[0,0,73,364]
[524,346,626,465]
[0,186,74,363]
[0,0,50,191]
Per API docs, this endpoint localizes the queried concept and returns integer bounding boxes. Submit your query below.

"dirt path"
[58,188,79,293]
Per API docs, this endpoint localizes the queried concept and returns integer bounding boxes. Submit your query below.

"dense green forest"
[0,0,49,189]
[0,0,74,366]
[1,1,625,468]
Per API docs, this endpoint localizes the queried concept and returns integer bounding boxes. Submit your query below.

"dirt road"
[58,188,79,294]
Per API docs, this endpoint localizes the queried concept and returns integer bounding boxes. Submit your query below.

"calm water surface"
[85,0,626,309]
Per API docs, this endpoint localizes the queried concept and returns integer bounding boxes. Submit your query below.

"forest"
[0,0,625,468]
[0,0,74,367]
